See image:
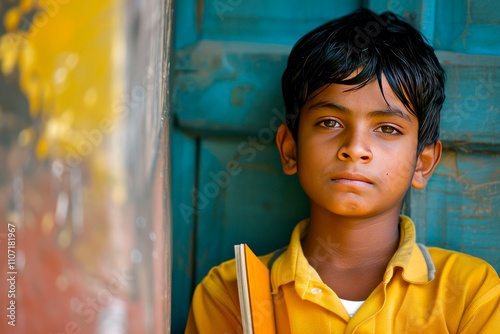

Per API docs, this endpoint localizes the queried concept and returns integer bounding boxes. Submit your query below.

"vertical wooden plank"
[408,183,428,245]
[174,0,199,50]
[420,0,437,42]
[170,128,197,333]
[171,0,201,330]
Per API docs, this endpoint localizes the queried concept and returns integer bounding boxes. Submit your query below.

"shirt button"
[310,288,322,294]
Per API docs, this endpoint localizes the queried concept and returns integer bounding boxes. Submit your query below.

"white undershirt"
[339,298,365,317]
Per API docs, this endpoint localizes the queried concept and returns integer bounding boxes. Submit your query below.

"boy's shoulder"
[425,245,499,299]
[427,245,499,279]
[423,246,500,332]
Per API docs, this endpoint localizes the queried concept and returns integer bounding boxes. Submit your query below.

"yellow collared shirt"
[185,216,500,333]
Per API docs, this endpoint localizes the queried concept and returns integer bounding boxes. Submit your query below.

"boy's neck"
[301,201,401,300]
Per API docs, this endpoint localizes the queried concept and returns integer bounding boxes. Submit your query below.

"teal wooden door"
[171,0,500,332]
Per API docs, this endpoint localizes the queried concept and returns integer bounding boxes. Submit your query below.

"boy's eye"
[375,126,400,134]
[318,119,341,128]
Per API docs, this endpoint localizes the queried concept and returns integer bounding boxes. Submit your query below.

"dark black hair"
[282,9,446,154]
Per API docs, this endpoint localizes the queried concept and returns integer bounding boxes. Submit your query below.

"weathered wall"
[0,0,173,333]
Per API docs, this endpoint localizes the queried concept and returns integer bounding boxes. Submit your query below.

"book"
[234,244,277,334]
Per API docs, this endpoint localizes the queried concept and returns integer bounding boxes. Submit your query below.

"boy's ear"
[276,123,298,175]
[412,140,442,189]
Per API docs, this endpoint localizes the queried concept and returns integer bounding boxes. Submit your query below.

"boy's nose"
[337,131,373,163]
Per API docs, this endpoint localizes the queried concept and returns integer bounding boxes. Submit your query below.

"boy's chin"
[316,200,401,219]
[318,202,375,218]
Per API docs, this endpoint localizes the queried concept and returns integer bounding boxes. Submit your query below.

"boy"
[185,9,500,333]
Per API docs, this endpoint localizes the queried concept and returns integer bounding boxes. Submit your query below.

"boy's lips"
[329,172,373,185]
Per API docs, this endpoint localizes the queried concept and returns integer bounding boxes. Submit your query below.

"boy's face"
[286,74,426,218]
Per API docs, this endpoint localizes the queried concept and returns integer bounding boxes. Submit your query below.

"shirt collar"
[383,215,435,284]
[270,215,435,295]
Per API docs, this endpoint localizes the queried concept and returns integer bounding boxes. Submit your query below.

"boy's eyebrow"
[307,102,412,123]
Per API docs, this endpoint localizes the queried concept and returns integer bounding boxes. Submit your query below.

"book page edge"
[235,244,253,334]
